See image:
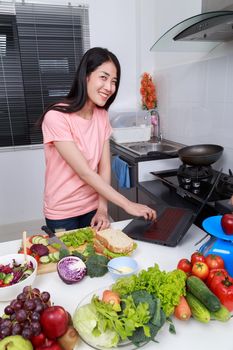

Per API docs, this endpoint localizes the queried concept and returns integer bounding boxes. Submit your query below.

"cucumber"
[31,235,48,246]
[187,275,221,312]
[39,256,50,264]
[210,304,231,322]
[186,292,210,323]
[48,252,60,262]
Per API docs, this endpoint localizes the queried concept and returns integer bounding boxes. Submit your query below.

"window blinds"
[0,2,90,147]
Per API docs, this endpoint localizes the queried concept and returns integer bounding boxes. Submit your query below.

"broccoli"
[131,290,156,318]
[85,254,109,278]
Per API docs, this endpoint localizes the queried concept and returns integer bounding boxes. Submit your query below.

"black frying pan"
[178,144,224,166]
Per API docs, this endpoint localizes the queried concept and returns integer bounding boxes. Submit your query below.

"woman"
[39,47,156,232]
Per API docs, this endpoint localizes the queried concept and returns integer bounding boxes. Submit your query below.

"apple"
[221,214,233,235]
[35,339,63,350]
[40,306,69,339]
[31,333,46,347]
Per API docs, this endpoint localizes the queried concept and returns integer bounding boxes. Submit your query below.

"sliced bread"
[95,229,134,254]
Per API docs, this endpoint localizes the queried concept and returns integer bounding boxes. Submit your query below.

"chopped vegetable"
[57,256,86,284]
[30,243,49,257]
[0,259,34,287]
[60,227,94,248]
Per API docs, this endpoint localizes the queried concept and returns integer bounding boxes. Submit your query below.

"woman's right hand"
[125,201,157,221]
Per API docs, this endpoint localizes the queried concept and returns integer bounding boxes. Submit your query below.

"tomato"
[191,251,206,265]
[221,214,233,235]
[191,262,209,280]
[215,276,233,311]
[102,290,121,311]
[205,254,225,270]
[206,268,228,287]
[18,247,40,262]
[210,272,230,294]
[177,259,192,275]
[18,247,32,255]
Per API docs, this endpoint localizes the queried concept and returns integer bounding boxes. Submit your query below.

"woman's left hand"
[90,209,110,231]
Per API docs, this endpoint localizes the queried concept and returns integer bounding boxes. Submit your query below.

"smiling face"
[86,60,118,108]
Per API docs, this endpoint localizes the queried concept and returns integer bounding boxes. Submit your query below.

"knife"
[41,226,69,252]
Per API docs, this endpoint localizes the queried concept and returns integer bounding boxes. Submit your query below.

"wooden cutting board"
[25,229,94,275]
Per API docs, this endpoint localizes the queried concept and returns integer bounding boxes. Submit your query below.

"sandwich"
[94,228,137,259]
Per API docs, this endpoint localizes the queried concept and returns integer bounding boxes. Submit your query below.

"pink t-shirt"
[42,107,112,220]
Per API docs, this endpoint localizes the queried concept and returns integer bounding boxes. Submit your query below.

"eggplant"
[57,256,87,284]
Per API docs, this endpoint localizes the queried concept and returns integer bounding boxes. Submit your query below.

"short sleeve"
[42,110,74,144]
[104,112,113,141]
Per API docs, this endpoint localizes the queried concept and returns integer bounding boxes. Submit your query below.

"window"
[0,2,90,147]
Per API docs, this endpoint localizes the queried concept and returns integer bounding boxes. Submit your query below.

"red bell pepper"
[215,276,233,311]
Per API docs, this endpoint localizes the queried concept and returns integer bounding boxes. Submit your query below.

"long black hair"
[37,47,121,126]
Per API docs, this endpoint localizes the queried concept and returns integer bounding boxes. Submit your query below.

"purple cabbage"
[57,256,87,284]
[30,244,49,257]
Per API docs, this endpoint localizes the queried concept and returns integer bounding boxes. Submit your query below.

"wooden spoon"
[22,231,28,263]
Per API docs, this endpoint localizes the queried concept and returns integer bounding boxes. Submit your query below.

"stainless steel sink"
[120,140,183,156]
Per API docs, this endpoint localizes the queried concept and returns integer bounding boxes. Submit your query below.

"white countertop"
[0,221,232,350]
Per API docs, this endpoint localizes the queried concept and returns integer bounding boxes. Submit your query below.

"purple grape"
[15,309,27,323]
[4,306,14,315]
[21,326,33,339]
[31,321,41,336]
[0,319,12,329]
[24,299,36,311]
[31,311,40,322]
[0,327,11,338]
[40,291,50,303]
[22,286,31,294]
[10,313,16,321]
[32,288,40,296]
[12,301,23,311]
[17,292,27,302]
[34,302,44,313]
[12,323,22,335]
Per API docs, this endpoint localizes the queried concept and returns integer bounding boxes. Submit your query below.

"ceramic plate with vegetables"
[73,264,186,349]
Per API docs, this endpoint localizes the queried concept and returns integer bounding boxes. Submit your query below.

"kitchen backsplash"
[155,47,233,173]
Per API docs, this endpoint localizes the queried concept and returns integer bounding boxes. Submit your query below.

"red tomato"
[210,273,230,294]
[177,259,192,275]
[191,262,209,280]
[215,276,233,311]
[102,290,120,305]
[206,268,228,287]
[191,251,206,265]
[205,254,225,270]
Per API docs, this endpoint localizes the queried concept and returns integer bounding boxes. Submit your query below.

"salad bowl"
[0,253,37,301]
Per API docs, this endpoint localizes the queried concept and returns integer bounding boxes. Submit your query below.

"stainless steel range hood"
[150,11,233,52]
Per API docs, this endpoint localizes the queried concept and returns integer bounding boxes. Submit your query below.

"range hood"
[150,11,233,52]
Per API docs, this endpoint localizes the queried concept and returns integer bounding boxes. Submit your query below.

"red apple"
[35,339,63,350]
[31,332,46,347]
[221,214,233,235]
[40,305,69,339]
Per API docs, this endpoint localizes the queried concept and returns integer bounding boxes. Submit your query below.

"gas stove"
[151,165,233,210]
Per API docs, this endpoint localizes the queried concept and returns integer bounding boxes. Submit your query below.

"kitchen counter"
[0,221,231,350]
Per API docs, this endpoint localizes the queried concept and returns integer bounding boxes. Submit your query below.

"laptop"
[123,170,222,247]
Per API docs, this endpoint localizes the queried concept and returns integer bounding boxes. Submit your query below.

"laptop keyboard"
[144,207,192,241]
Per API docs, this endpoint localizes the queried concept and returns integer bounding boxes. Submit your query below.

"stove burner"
[177,165,213,180]
[216,173,233,197]
[177,165,213,194]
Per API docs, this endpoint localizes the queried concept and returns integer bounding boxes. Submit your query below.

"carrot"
[174,296,192,321]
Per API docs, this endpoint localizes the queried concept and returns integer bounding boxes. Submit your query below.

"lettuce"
[112,264,186,317]
[73,303,119,348]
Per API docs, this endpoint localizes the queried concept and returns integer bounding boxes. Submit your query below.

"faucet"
[150,109,162,142]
